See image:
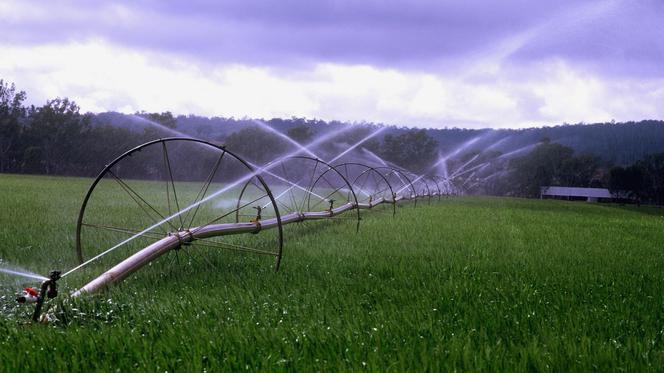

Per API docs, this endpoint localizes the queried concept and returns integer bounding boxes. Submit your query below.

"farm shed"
[540,186,613,202]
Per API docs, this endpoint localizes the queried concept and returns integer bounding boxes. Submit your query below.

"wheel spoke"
[280,163,300,213]
[309,184,346,211]
[190,193,270,235]
[302,161,320,211]
[306,170,334,211]
[276,199,295,214]
[162,142,184,229]
[107,169,174,233]
[357,172,371,199]
[320,172,341,195]
[180,244,217,270]
[374,185,393,198]
[191,238,278,256]
[81,222,165,240]
[185,150,226,229]
[370,172,381,197]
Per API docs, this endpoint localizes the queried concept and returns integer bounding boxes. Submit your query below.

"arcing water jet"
[12,134,456,322]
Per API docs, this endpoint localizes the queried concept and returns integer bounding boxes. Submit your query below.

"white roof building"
[540,186,613,202]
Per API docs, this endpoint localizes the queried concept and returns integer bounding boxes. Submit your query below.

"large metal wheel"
[401,170,432,203]
[373,166,417,205]
[75,138,284,278]
[235,156,361,229]
[334,162,397,216]
[432,176,450,197]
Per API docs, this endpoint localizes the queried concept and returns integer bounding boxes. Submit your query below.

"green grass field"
[1,174,664,371]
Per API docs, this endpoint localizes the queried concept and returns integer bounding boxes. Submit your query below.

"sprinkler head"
[49,270,61,281]
[48,271,62,281]
[252,205,262,221]
[47,271,61,298]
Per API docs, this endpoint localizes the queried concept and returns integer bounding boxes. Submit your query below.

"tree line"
[472,140,664,205]
[0,79,439,177]
[2,78,663,204]
[608,154,664,205]
[1,81,148,176]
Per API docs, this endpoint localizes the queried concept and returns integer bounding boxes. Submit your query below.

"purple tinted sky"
[1,0,663,128]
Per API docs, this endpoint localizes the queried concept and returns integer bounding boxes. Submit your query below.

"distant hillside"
[93,113,663,166]
[453,120,664,166]
[5,77,661,184]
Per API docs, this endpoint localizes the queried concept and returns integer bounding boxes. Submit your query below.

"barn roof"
[540,186,613,198]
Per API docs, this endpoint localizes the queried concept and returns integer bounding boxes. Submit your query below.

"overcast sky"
[1,0,663,128]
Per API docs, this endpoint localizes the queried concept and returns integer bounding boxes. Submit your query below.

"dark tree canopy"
[286,125,314,144]
[509,143,599,198]
[0,80,27,172]
[22,98,92,175]
[381,129,438,173]
[637,153,664,204]
[222,126,288,164]
[609,165,645,200]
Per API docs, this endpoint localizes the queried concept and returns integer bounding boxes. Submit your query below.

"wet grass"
[1,174,664,371]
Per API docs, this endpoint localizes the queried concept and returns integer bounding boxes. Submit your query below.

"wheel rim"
[75,137,284,276]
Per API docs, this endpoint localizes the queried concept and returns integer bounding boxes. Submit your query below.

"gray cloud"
[6,0,655,74]
[508,0,664,77]
[2,0,662,128]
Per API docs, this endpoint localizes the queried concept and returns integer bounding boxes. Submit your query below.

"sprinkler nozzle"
[250,206,263,234]
[252,206,262,221]
[46,271,61,298]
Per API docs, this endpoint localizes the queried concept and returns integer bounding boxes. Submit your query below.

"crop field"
[1,174,664,371]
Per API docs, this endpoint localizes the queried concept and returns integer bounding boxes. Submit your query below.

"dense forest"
[2,79,664,203]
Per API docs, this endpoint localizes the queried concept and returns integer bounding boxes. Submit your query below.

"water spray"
[3,130,458,322]
[13,270,62,322]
